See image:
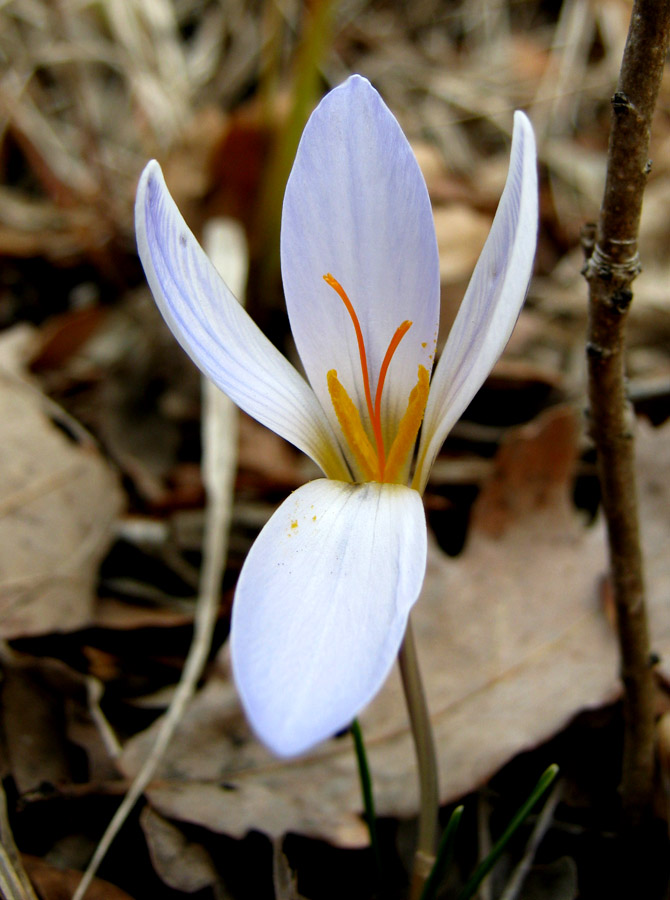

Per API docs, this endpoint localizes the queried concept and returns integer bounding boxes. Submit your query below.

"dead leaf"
[434,204,492,284]
[1,661,73,796]
[140,807,220,894]
[22,856,135,900]
[119,665,370,847]
[399,408,617,804]
[273,840,306,900]
[237,414,305,489]
[472,402,578,535]
[0,653,116,795]
[29,307,107,373]
[94,597,194,631]
[0,328,122,638]
[120,407,620,843]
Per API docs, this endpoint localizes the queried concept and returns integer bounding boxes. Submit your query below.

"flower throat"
[324,273,429,484]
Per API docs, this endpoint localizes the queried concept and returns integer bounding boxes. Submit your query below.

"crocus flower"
[135,75,537,757]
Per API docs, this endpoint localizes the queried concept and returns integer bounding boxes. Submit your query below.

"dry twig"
[72,219,246,900]
[582,0,670,831]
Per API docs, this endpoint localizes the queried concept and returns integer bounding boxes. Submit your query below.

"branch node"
[580,222,597,261]
[586,341,614,360]
[609,288,634,314]
[584,245,642,285]
[611,90,640,119]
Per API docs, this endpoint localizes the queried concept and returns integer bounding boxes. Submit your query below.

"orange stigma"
[323,273,423,481]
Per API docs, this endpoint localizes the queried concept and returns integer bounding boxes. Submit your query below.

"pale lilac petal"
[281,76,440,457]
[414,112,538,493]
[136,161,349,482]
[231,478,427,757]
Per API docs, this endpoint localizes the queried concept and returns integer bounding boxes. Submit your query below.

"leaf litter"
[0,327,122,638]
[4,0,670,896]
[118,406,625,844]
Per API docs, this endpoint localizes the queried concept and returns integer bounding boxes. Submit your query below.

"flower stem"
[398,615,439,900]
[350,718,383,881]
[419,805,464,900]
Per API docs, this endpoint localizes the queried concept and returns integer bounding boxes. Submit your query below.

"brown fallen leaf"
[119,663,370,847]
[140,807,221,894]
[435,204,494,342]
[1,661,73,796]
[433,204,491,285]
[29,307,108,373]
[23,856,135,900]
[0,327,122,638]
[120,406,621,844]
[237,413,307,490]
[273,840,307,900]
[0,652,118,796]
[395,407,617,806]
[94,597,195,631]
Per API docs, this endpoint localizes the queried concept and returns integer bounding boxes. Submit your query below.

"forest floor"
[2,1,670,898]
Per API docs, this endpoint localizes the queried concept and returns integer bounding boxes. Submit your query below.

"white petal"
[414,112,538,493]
[231,478,427,757]
[281,76,440,454]
[136,161,349,481]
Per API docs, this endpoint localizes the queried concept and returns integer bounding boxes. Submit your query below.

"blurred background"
[3,2,670,899]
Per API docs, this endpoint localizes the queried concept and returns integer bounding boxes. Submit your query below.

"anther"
[323,274,416,481]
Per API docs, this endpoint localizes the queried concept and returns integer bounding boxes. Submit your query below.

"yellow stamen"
[324,274,418,480]
[324,273,385,466]
[384,365,430,484]
[327,370,380,481]
[323,273,430,483]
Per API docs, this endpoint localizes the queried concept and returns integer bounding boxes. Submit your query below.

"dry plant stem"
[72,222,245,900]
[72,386,236,900]
[0,779,39,900]
[582,0,670,825]
[398,616,439,900]
[497,782,563,900]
